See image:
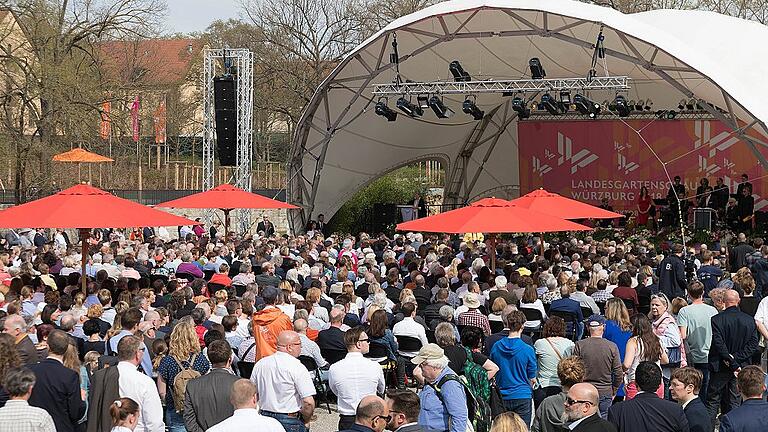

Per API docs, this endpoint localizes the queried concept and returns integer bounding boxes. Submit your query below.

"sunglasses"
[565,397,593,406]
[373,415,392,422]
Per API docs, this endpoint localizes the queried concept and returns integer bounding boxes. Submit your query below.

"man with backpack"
[489,310,537,426]
[412,344,469,432]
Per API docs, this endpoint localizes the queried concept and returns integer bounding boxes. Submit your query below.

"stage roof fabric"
[288,0,768,230]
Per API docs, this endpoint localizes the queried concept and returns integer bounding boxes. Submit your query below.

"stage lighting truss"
[372,75,630,96]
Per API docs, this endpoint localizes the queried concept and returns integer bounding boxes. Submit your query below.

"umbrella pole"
[489,234,497,272]
[80,228,89,296]
[223,209,230,238]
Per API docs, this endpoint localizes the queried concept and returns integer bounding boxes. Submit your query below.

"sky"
[165,0,242,34]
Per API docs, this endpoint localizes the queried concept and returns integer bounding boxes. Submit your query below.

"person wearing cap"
[490,310,537,426]
[250,286,293,361]
[411,343,468,432]
[572,315,622,419]
[456,292,491,336]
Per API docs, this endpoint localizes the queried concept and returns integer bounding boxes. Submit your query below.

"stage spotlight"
[529,58,546,79]
[634,99,644,111]
[666,110,677,119]
[614,95,631,117]
[559,91,571,112]
[417,95,430,109]
[396,97,423,117]
[644,99,653,111]
[449,60,471,82]
[428,96,454,118]
[375,99,397,121]
[686,99,695,111]
[540,94,562,115]
[678,99,686,110]
[574,94,601,118]
[462,97,484,120]
[512,96,530,119]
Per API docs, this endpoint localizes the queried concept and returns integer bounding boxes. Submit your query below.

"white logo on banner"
[532,156,552,176]
[557,132,598,174]
[698,155,719,176]
[694,120,739,158]
[617,153,639,174]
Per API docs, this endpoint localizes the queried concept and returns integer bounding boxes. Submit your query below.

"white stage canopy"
[288,0,768,231]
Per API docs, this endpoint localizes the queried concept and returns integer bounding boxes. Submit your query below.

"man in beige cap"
[411,343,468,432]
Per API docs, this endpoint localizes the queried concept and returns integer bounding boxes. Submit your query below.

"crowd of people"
[0,224,767,432]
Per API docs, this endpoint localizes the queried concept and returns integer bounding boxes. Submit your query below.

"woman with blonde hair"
[157,321,210,432]
[490,411,528,432]
[342,280,363,314]
[603,298,633,400]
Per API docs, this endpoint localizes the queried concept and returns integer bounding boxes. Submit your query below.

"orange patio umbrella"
[0,184,196,293]
[508,188,625,220]
[156,184,298,235]
[53,147,114,184]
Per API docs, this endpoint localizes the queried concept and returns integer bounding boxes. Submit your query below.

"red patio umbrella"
[396,197,591,269]
[156,184,298,235]
[396,197,592,233]
[509,188,625,220]
[0,184,197,293]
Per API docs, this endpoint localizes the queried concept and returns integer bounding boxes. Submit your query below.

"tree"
[0,0,165,201]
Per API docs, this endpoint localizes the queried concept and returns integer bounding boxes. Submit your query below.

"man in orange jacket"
[251,286,293,361]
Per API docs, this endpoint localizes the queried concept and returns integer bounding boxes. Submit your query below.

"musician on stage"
[736,173,753,197]
[737,185,755,232]
[711,177,729,212]
[413,193,427,218]
[667,176,687,225]
[695,178,712,208]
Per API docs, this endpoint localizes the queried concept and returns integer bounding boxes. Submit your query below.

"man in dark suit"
[3,314,39,365]
[385,389,423,432]
[706,289,759,421]
[28,330,86,432]
[719,366,768,431]
[411,275,432,311]
[608,361,689,432]
[184,340,240,432]
[256,215,276,237]
[563,383,616,432]
[670,367,712,432]
[317,307,347,364]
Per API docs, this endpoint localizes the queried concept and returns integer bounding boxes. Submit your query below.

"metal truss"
[203,48,254,233]
[372,76,630,96]
[288,7,768,233]
[521,110,716,122]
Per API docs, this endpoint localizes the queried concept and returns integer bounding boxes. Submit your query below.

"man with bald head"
[250,331,316,432]
[340,395,390,432]
[706,289,759,422]
[207,379,285,432]
[563,383,616,432]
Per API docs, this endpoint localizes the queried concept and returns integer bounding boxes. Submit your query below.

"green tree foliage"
[328,166,424,234]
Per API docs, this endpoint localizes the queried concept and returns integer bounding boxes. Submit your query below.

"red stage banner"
[518,120,768,211]
[153,100,166,144]
[131,96,140,142]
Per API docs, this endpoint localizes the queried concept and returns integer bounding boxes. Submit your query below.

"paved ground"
[311,400,341,432]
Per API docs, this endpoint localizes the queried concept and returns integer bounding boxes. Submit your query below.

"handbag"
[489,378,505,419]
[664,345,682,368]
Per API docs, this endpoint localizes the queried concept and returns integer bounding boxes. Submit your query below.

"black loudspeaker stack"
[213,75,237,166]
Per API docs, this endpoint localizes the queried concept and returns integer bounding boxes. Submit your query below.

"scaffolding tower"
[202,48,254,233]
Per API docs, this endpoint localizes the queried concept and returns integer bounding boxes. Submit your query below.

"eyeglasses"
[373,415,392,422]
[564,397,593,406]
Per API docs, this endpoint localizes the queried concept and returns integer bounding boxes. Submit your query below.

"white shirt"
[328,352,385,415]
[206,408,286,432]
[116,361,165,432]
[754,297,768,329]
[236,316,251,339]
[567,414,591,430]
[392,317,429,356]
[250,351,316,413]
